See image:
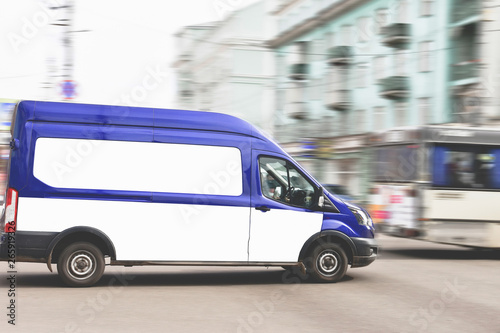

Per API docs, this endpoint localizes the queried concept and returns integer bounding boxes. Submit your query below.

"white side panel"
[17,197,250,262]
[249,209,323,262]
[424,190,500,221]
[423,221,490,247]
[422,190,500,247]
[33,138,242,196]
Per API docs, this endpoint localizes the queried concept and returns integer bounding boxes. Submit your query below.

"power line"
[0,73,44,80]
[178,34,450,58]
[190,43,460,111]
[176,14,478,111]
[176,20,459,59]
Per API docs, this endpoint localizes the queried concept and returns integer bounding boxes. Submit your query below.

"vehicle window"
[373,145,419,182]
[259,156,316,208]
[432,144,500,189]
[34,138,243,195]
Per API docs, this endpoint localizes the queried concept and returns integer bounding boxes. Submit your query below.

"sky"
[0,0,260,108]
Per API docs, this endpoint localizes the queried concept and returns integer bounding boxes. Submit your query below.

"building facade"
[268,0,494,199]
[172,1,277,134]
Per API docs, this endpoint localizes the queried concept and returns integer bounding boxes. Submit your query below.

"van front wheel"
[308,242,348,283]
[57,242,105,287]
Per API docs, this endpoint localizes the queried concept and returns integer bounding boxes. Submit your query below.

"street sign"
[61,80,77,100]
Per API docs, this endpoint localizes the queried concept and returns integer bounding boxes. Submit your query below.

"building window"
[396,0,409,23]
[277,55,285,77]
[374,106,386,131]
[395,50,408,76]
[309,78,322,100]
[340,25,353,46]
[338,112,348,136]
[420,0,434,16]
[357,17,370,43]
[356,109,365,133]
[325,31,335,48]
[375,8,389,34]
[312,39,323,62]
[328,66,349,91]
[395,102,407,127]
[374,56,386,80]
[277,89,286,115]
[419,41,433,72]
[356,63,368,88]
[290,41,309,64]
[418,97,431,124]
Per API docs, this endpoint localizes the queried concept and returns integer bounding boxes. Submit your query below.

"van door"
[249,152,323,263]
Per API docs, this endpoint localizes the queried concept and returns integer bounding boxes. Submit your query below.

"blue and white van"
[0,101,377,286]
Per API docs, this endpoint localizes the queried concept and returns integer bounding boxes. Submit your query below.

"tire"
[307,242,348,283]
[57,242,105,287]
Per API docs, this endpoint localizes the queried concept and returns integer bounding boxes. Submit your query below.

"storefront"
[281,135,369,202]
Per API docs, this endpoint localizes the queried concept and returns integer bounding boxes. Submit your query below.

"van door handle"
[255,206,271,212]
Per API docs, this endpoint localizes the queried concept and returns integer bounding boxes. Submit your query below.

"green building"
[268,0,490,200]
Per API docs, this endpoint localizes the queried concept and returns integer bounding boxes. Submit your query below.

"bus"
[368,125,500,249]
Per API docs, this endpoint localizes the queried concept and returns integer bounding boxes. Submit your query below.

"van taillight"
[4,188,18,233]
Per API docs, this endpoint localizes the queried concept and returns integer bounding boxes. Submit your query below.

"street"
[1,234,499,333]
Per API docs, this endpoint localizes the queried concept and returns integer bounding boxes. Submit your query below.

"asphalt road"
[1,234,499,333]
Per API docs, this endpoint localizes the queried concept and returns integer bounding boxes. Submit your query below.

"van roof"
[17,100,265,140]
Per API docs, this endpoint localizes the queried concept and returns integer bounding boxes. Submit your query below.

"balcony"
[178,53,192,62]
[325,90,351,111]
[180,90,194,97]
[179,79,194,97]
[287,101,308,120]
[289,63,309,80]
[452,0,479,24]
[326,46,353,66]
[450,62,480,83]
[379,76,410,100]
[381,23,411,48]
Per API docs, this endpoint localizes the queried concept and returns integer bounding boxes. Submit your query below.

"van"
[0,100,377,287]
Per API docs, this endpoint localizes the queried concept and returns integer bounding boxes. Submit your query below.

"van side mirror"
[317,188,340,213]
[317,188,324,208]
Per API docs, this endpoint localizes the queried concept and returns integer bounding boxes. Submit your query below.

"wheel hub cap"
[318,251,338,275]
[69,252,95,279]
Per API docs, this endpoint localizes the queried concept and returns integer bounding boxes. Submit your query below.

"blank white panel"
[33,138,243,196]
[249,209,323,262]
[17,197,250,261]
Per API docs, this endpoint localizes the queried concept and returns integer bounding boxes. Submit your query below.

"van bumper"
[351,237,378,268]
[0,231,57,262]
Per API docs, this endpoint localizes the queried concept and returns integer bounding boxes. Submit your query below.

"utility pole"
[62,0,74,83]
[47,0,86,101]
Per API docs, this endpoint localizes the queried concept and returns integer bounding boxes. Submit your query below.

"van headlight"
[349,207,373,228]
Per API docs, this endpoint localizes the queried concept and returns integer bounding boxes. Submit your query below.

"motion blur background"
[1,0,500,236]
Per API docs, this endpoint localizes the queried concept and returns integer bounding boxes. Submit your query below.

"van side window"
[259,157,316,208]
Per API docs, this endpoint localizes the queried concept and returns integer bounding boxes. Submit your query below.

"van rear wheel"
[57,242,105,287]
[308,242,348,283]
